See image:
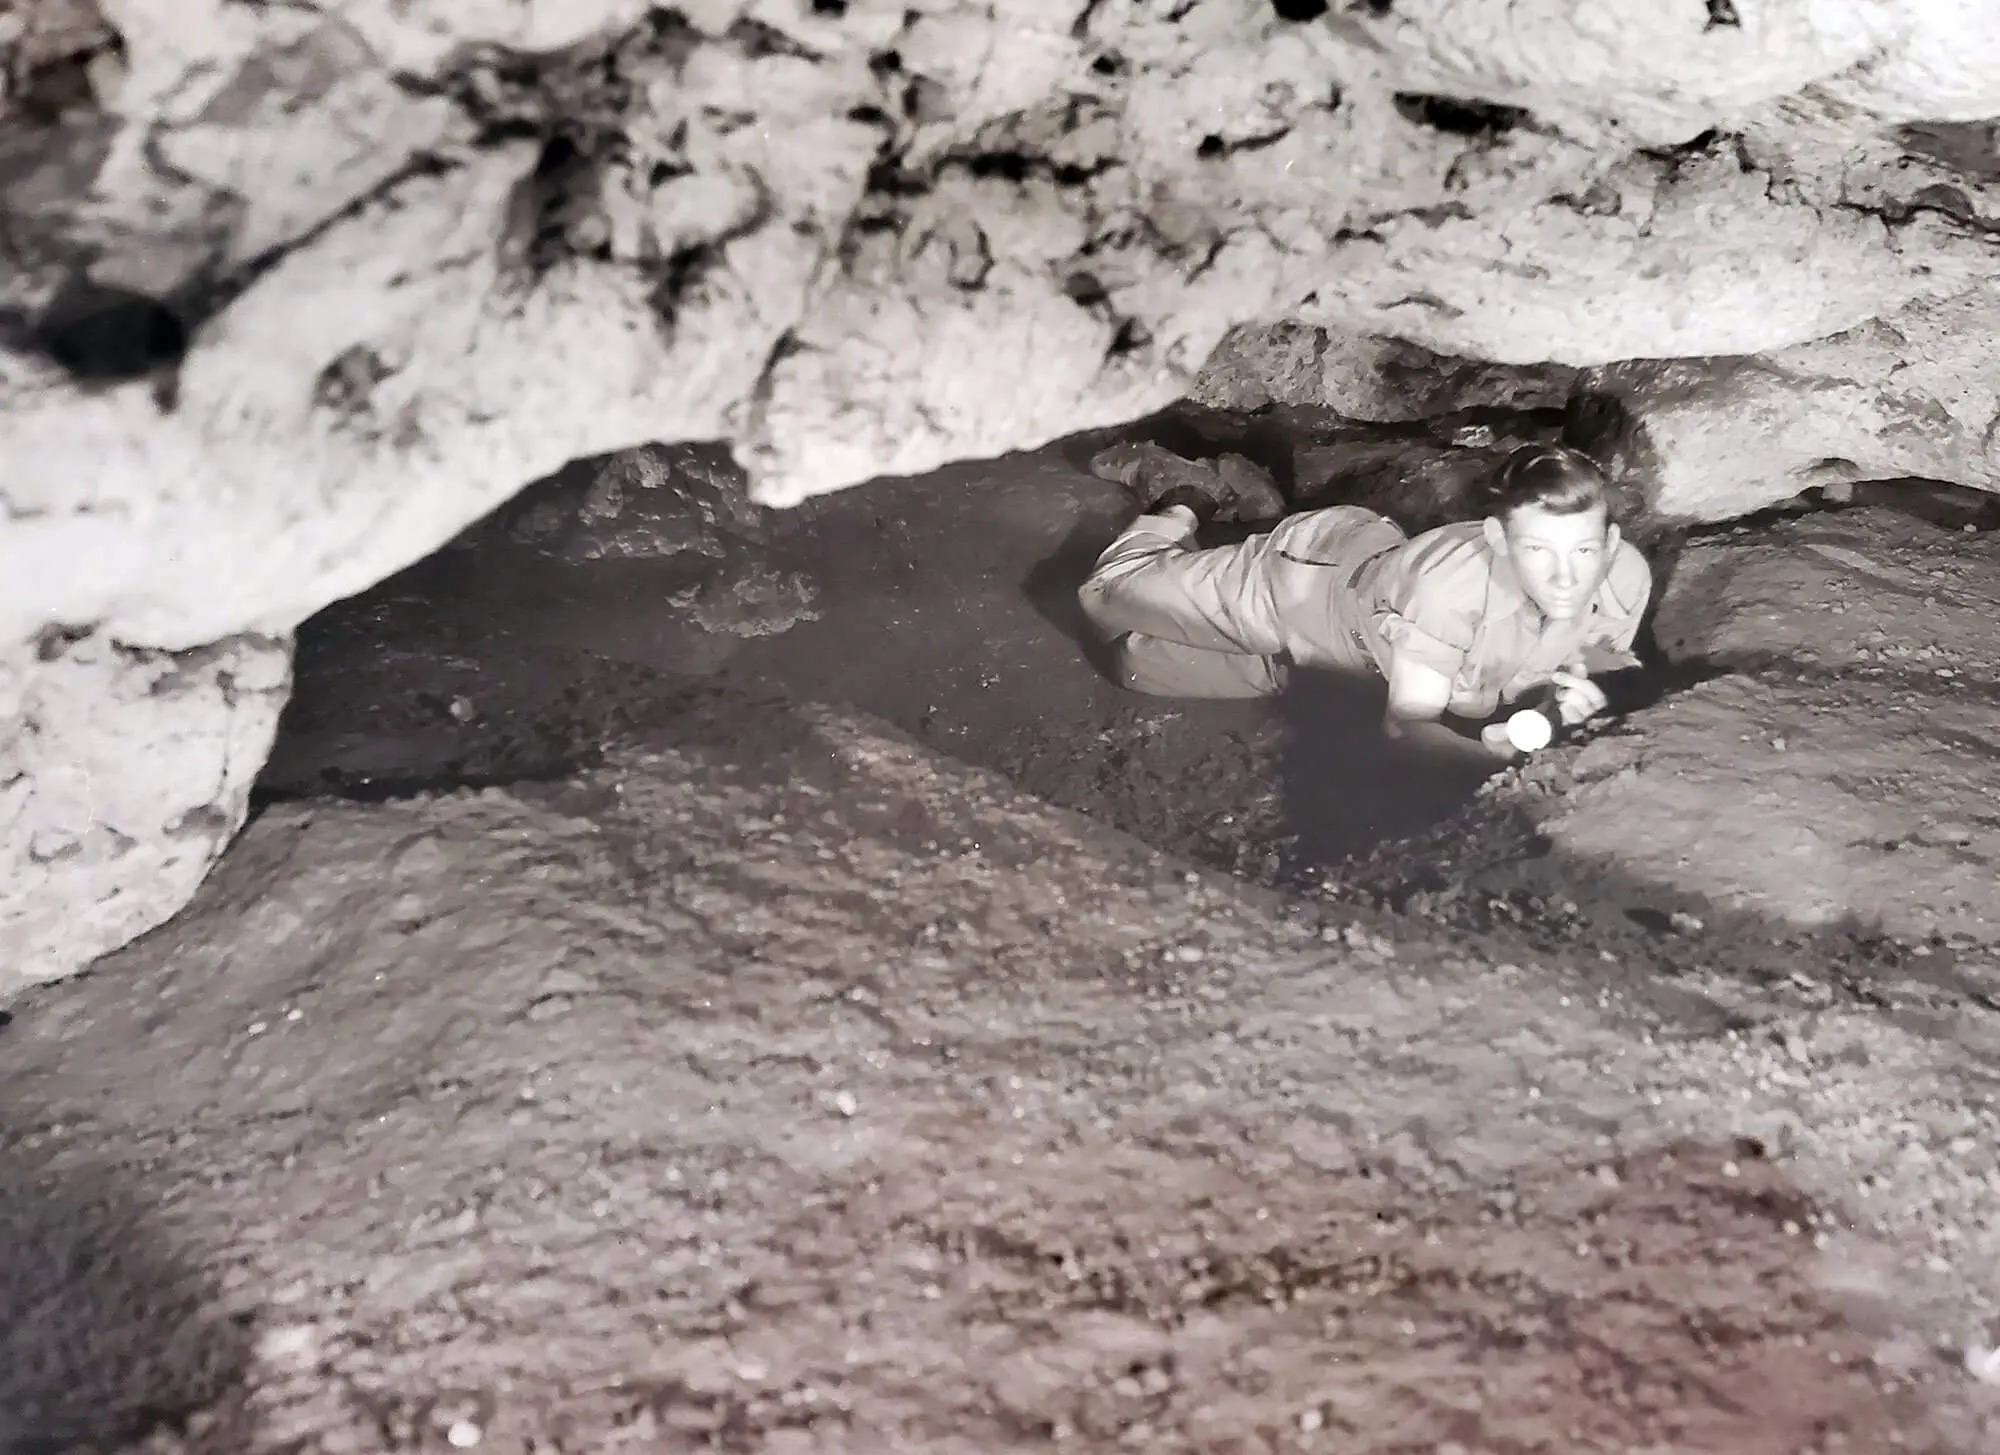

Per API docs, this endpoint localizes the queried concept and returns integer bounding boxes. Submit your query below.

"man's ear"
[1482,515,1510,554]
[1605,520,1623,553]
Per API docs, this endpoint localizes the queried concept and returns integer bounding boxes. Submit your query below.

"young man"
[1076,444,1653,759]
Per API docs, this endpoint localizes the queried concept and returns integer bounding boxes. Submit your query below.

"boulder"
[1521,507,2000,944]
[1578,289,2000,523]
[0,632,288,988]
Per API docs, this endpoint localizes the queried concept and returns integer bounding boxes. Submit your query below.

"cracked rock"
[0,632,289,993]
[4,0,2000,975]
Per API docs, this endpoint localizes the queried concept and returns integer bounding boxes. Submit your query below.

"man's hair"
[1482,444,1611,521]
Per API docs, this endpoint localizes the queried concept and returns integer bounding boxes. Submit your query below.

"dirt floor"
[7,416,2000,1451]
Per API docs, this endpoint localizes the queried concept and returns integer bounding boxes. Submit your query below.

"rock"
[1087,440,1218,506]
[1212,453,1287,523]
[458,441,821,661]
[667,560,819,640]
[1186,322,1327,413]
[1576,289,2000,523]
[1526,507,2000,944]
[1323,336,1577,425]
[475,442,763,565]
[0,715,1979,1450]
[0,632,289,993]
[1191,326,1577,425]
[1087,441,1282,523]
[11,0,2000,974]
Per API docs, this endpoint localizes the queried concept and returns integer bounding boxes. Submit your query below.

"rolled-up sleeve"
[1370,535,1488,681]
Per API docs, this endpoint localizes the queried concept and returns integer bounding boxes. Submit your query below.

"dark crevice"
[1107,317,1151,357]
[7,145,458,390]
[1271,0,1330,20]
[1063,272,1110,310]
[1854,181,2000,236]
[964,151,1033,183]
[1704,0,1740,27]
[1392,92,1530,138]
[647,245,721,326]
[10,23,127,126]
[27,282,189,382]
[864,158,929,197]
[1638,128,1756,179]
[1070,0,1111,37]
[1198,129,1293,159]
[727,16,822,57]
[250,761,596,810]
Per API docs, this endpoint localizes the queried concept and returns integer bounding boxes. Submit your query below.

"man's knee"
[1108,635,1175,696]
[1077,564,1143,639]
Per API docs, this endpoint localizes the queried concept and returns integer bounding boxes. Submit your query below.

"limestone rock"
[1087,440,1284,522]
[1524,508,2000,944]
[8,0,2000,978]
[8,0,2000,631]
[0,632,289,993]
[477,442,764,565]
[464,441,821,646]
[1192,325,1577,424]
[1578,289,2000,523]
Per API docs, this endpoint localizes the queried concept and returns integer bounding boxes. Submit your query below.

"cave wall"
[5,0,2000,982]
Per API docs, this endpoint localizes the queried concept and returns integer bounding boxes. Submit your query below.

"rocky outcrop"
[2,632,288,981]
[7,0,2000,978]
[1516,506,2000,944]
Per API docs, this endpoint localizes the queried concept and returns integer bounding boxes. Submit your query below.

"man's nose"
[1550,554,1579,587]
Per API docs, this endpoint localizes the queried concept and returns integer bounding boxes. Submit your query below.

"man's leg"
[1113,633,1285,699]
[1077,507,1282,658]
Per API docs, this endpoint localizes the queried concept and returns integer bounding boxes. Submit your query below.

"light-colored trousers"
[1077,506,1392,699]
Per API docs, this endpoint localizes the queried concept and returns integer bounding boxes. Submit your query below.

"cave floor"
[6,439,2000,1450]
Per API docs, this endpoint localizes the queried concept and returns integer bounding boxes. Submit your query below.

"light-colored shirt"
[1352,519,1652,718]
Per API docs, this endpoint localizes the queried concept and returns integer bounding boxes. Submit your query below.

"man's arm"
[1383,655,1515,762]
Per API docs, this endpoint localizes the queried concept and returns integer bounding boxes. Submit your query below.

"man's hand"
[1478,722,1523,760]
[1550,667,1608,727]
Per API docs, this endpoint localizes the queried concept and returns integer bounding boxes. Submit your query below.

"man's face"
[1485,503,1618,622]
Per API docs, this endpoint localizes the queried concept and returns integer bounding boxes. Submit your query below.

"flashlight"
[1501,684,1561,754]
[1505,705,1556,753]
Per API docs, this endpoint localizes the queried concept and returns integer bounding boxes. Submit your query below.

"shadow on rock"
[1019,514,1126,682]
[0,1141,257,1454]
[1278,667,1498,866]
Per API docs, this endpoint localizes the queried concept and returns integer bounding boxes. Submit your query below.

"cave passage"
[257,408,1996,892]
[258,418,1518,882]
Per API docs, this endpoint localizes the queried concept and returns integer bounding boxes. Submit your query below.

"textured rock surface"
[0,632,289,985]
[3,715,1998,1450]
[9,0,2000,977]
[1192,323,1579,422]
[1514,507,2000,943]
[8,0,2000,624]
[1580,288,2000,521]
